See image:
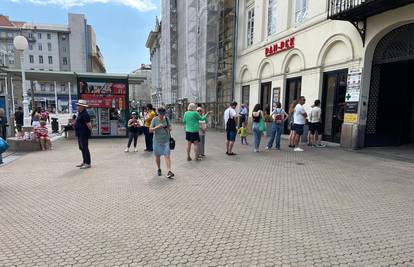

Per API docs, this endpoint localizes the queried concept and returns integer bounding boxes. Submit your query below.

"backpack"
[274,109,283,124]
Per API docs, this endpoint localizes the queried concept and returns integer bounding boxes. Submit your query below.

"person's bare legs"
[165,155,171,172]
[46,139,53,150]
[40,137,46,151]
[155,155,161,169]
[187,141,192,160]
[228,141,234,154]
[193,141,200,159]
[226,140,230,153]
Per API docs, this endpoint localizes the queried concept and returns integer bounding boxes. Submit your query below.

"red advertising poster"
[112,83,126,95]
[81,94,125,109]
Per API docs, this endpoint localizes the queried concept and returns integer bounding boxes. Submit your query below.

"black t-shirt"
[14,111,24,125]
[75,109,91,137]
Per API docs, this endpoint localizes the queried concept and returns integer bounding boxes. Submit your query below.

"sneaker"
[80,164,91,169]
[187,156,192,161]
[166,171,175,179]
[200,154,205,157]
[76,163,84,167]
[157,169,162,176]
[254,149,259,153]
[294,147,304,152]
[134,148,138,152]
[228,152,236,156]
[307,143,313,147]
[124,148,129,152]
[265,147,270,150]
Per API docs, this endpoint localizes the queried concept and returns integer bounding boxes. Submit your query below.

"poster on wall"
[78,79,128,137]
[272,88,281,109]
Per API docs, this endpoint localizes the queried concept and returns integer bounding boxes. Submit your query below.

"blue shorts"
[293,124,304,136]
[226,130,237,142]
[153,142,170,156]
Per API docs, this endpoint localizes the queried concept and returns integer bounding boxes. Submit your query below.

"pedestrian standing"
[252,104,265,153]
[125,112,142,152]
[309,100,326,147]
[144,104,155,152]
[14,107,24,138]
[238,122,248,145]
[224,102,238,156]
[0,108,7,140]
[75,100,92,169]
[293,96,307,152]
[197,107,207,157]
[150,107,174,179]
[239,104,248,128]
[182,103,209,161]
[288,100,299,148]
[266,102,288,150]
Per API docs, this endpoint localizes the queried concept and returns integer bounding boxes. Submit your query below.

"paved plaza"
[1,129,414,266]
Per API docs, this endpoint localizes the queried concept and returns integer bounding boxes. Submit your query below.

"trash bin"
[51,117,59,133]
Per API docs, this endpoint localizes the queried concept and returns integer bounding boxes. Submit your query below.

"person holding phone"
[150,107,174,179]
[125,112,142,152]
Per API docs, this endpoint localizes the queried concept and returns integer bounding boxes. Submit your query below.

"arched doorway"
[365,23,414,146]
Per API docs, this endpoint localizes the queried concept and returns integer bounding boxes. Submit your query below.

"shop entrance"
[260,82,272,114]
[366,23,414,146]
[284,77,302,133]
[322,70,347,143]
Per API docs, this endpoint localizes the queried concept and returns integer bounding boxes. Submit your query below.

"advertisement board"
[78,78,129,137]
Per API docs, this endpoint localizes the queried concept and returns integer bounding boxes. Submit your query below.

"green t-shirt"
[183,111,206,133]
[150,117,170,145]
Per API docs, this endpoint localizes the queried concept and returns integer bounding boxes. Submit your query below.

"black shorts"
[309,122,322,135]
[186,132,200,143]
[293,124,304,136]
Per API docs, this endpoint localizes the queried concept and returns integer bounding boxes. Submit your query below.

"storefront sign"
[344,113,358,124]
[272,87,280,109]
[265,36,295,57]
[345,101,359,114]
[346,68,362,102]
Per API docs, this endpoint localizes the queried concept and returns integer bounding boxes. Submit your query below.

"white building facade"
[235,0,414,148]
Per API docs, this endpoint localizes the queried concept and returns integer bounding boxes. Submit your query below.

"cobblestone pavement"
[1,128,414,266]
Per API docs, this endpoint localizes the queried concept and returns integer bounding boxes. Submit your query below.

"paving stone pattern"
[1,129,414,266]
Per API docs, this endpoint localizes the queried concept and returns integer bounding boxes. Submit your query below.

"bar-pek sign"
[265,36,295,57]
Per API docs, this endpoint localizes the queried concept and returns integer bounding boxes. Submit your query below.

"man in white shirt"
[309,99,326,147]
[293,96,307,152]
[224,101,238,156]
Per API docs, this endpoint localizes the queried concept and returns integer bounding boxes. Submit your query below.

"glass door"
[260,82,272,115]
[284,77,302,133]
[322,70,347,143]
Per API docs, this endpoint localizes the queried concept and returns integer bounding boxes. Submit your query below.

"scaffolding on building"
[159,0,234,127]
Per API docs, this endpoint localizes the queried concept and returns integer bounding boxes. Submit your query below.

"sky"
[0,0,161,73]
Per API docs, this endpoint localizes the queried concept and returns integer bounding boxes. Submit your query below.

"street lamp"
[13,35,29,127]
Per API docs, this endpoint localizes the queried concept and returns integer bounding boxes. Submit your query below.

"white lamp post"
[13,35,29,127]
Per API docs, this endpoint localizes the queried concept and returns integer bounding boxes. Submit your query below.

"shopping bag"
[258,118,266,134]
[0,137,9,153]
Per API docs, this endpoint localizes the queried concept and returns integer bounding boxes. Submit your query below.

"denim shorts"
[226,130,237,142]
[153,142,170,156]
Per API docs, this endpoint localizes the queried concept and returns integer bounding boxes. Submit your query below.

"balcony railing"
[329,0,414,20]
[328,0,366,18]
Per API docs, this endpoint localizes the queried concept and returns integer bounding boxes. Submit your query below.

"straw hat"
[76,99,88,107]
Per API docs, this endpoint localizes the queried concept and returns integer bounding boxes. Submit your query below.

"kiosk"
[78,77,129,137]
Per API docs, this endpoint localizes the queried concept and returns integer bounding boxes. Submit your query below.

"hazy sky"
[1,0,161,73]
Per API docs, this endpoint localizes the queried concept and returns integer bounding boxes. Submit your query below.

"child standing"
[36,121,53,151]
[238,122,248,145]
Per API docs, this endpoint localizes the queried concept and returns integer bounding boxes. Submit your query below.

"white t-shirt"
[293,104,306,125]
[309,106,321,123]
[224,107,237,129]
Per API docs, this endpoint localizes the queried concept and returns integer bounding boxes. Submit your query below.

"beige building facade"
[235,0,414,148]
